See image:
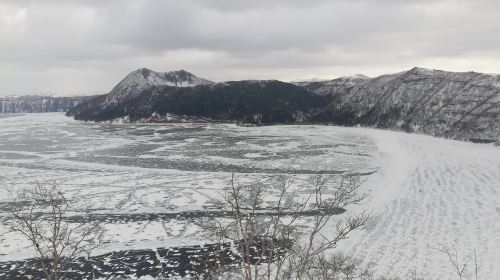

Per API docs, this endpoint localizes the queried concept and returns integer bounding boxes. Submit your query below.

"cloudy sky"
[1,0,499,95]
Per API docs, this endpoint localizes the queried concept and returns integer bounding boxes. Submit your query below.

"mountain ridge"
[107,68,214,102]
[66,67,500,143]
[68,79,326,124]
[308,67,500,142]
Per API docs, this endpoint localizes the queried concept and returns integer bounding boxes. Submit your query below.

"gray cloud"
[0,0,499,95]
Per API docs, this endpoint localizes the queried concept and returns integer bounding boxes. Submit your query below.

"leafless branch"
[8,180,104,280]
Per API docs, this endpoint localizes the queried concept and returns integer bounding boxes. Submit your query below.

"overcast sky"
[1,0,499,95]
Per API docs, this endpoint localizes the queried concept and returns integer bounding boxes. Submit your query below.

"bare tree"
[428,243,479,280]
[8,180,104,280]
[300,252,373,280]
[287,175,371,280]
[199,173,373,280]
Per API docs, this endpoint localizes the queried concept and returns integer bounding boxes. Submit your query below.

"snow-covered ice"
[0,113,498,280]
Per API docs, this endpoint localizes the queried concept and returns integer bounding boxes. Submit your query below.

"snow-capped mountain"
[67,66,500,143]
[106,68,214,104]
[66,69,214,118]
[68,79,324,124]
[293,74,370,95]
[306,67,500,142]
[0,95,95,114]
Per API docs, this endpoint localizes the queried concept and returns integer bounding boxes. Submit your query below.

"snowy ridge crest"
[121,68,214,88]
[301,67,500,142]
[107,68,214,104]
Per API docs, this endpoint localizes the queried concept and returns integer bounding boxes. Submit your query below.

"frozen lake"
[0,113,377,211]
[0,113,377,260]
[1,113,499,280]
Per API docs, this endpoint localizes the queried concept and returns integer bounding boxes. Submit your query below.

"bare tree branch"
[199,172,373,280]
[8,180,104,280]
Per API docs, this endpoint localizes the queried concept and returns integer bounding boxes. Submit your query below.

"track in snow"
[345,130,500,280]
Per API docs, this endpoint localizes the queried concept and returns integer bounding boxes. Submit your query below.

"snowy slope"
[293,74,369,94]
[66,69,214,119]
[106,68,214,104]
[305,67,500,143]
[341,129,500,279]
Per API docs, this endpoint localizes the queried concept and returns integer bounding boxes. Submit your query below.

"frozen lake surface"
[0,113,499,279]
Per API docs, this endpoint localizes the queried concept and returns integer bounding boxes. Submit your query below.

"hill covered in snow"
[307,67,500,143]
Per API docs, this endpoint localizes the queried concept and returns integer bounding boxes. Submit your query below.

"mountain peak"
[134,67,153,73]
[103,68,214,104]
[121,68,213,88]
[350,74,370,79]
[408,66,436,75]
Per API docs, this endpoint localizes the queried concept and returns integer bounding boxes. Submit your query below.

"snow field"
[0,113,499,280]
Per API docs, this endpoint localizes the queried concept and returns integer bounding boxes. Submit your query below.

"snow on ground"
[341,129,500,280]
[0,113,499,279]
[0,113,377,262]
